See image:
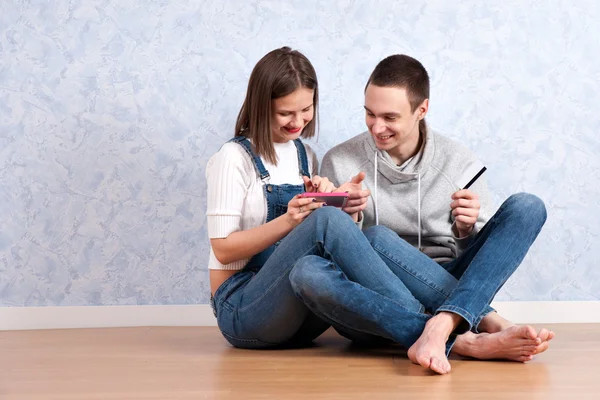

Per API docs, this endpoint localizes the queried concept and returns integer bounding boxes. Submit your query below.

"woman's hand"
[303,175,335,193]
[285,194,324,228]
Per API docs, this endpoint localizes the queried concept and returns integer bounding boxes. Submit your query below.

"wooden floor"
[1,324,599,399]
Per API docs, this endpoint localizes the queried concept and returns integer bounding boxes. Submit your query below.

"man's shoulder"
[323,131,371,162]
[428,128,485,188]
[430,128,480,164]
[321,132,372,183]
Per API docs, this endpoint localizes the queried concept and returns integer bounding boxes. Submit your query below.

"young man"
[314,55,552,373]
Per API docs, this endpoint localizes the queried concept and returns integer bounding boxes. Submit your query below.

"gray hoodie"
[320,129,495,264]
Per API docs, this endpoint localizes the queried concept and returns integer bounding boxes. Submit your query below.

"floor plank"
[1,324,598,399]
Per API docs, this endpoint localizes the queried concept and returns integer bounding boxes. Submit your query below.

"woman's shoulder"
[206,140,254,176]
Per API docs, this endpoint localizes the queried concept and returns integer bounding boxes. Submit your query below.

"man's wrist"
[457,226,473,238]
[350,211,364,223]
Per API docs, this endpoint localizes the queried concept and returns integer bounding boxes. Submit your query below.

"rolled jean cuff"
[435,305,475,335]
[473,306,496,333]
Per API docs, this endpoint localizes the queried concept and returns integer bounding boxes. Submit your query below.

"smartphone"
[299,192,349,208]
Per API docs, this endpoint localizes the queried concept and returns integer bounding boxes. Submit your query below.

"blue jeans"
[212,207,439,350]
[290,193,547,347]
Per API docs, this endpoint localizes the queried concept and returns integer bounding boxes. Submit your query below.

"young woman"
[205,46,331,348]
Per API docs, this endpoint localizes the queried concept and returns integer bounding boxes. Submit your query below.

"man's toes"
[431,358,450,374]
[533,341,550,354]
[517,354,534,363]
[416,353,431,369]
[521,325,537,340]
[537,328,549,341]
[442,359,452,374]
[521,345,538,355]
[430,358,442,374]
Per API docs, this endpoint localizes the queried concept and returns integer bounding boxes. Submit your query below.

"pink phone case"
[299,192,349,208]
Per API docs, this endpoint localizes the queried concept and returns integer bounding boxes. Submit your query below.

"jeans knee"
[309,206,355,229]
[504,192,547,227]
[289,256,336,306]
[363,225,394,243]
[289,256,325,298]
[363,224,412,252]
[312,205,344,219]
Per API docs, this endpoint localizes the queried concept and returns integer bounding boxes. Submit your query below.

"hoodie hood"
[363,129,435,183]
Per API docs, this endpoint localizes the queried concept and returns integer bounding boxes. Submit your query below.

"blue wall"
[1,0,599,306]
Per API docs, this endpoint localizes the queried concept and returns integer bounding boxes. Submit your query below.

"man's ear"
[418,98,429,120]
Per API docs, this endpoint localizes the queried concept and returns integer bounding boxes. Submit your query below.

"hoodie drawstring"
[373,151,422,251]
[417,174,421,251]
[374,151,379,225]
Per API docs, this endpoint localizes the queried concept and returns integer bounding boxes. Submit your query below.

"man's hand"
[337,172,370,222]
[450,189,480,237]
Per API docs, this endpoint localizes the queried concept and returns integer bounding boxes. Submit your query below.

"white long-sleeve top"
[205,139,318,270]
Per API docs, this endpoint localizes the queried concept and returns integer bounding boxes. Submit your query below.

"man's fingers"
[455,215,477,225]
[343,204,367,214]
[347,189,370,199]
[450,198,469,209]
[452,189,478,200]
[350,171,366,185]
[346,197,368,208]
[452,207,479,218]
[451,198,480,210]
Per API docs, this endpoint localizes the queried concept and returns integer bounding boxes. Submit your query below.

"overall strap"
[229,136,270,181]
[294,138,311,179]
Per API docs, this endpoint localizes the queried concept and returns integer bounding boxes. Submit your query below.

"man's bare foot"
[477,312,513,333]
[453,325,548,362]
[476,313,555,355]
[408,312,462,374]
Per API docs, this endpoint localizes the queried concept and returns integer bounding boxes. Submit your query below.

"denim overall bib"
[233,136,311,268]
[210,136,310,316]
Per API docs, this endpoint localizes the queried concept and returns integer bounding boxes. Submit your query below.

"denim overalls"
[209,136,325,348]
[231,136,311,268]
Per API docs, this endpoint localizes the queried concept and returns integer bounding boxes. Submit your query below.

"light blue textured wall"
[1,1,599,306]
